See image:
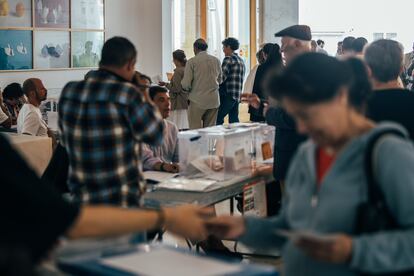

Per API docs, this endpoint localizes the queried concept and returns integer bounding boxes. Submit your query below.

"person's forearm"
[67,206,161,239]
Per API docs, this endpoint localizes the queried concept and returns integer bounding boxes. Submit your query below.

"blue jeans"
[216,94,239,125]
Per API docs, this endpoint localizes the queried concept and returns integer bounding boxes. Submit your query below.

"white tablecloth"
[4,133,52,176]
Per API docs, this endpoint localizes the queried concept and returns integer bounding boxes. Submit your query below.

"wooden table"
[4,133,53,176]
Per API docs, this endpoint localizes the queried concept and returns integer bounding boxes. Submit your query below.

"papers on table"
[101,247,243,276]
[156,177,219,192]
[143,171,178,183]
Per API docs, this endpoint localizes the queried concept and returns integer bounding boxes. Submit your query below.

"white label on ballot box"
[101,247,242,276]
[243,180,267,217]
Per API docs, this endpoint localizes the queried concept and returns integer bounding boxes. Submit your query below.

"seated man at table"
[17,78,49,137]
[142,86,179,173]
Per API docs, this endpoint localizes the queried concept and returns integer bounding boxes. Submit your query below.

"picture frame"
[71,31,103,68]
[34,30,70,69]
[34,0,70,28]
[0,30,32,70]
[71,0,104,30]
[0,0,105,71]
[0,0,32,27]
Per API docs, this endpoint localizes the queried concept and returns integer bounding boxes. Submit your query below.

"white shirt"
[242,64,259,94]
[17,103,48,136]
[0,107,8,124]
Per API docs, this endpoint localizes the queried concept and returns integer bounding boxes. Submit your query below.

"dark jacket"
[266,107,306,181]
[367,88,414,140]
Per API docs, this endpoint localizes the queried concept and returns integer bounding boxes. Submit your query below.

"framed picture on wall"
[34,30,69,69]
[71,0,104,29]
[34,0,69,28]
[71,31,103,68]
[0,30,32,70]
[0,0,32,27]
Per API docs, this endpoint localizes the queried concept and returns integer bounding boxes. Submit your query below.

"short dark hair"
[193,38,208,51]
[2,83,24,100]
[267,53,371,109]
[364,39,404,83]
[352,37,368,53]
[22,79,38,97]
[138,73,152,84]
[172,50,187,65]
[222,37,240,51]
[262,43,282,65]
[100,37,137,67]
[149,86,168,101]
[316,39,324,46]
[342,36,356,51]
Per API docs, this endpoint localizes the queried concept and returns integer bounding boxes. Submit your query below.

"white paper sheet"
[143,171,178,183]
[101,247,242,276]
[156,177,219,192]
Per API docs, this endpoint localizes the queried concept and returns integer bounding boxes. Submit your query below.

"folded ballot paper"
[143,171,179,183]
[155,177,220,192]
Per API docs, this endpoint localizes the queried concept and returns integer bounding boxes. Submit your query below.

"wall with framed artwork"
[0,0,105,72]
[0,0,164,93]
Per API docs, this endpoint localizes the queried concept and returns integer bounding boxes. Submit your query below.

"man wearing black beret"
[266,25,312,188]
[275,24,312,65]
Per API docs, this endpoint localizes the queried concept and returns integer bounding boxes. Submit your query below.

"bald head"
[281,36,312,65]
[23,78,47,106]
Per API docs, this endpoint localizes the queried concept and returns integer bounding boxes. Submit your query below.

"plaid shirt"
[220,53,246,101]
[59,69,164,207]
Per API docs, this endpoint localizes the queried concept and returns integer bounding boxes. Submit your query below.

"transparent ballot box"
[178,124,275,181]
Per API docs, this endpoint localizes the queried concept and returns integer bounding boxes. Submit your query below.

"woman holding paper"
[207,53,414,275]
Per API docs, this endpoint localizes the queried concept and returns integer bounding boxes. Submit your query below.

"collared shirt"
[142,119,179,170]
[58,69,164,207]
[220,53,245,101]
[181,51,222,109]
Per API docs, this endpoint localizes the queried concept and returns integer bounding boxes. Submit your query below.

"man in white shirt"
[142,86,179,173]
[17,78,48,136]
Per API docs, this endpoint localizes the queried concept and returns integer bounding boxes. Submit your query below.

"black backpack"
[356,128,414,275]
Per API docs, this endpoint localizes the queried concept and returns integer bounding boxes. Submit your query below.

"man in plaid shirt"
[59,37,164,207]
[216,37,246,124]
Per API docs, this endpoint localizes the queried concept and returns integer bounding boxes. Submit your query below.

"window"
[172,0,200,59]
[229,0,250,71]
[207,0,225,61]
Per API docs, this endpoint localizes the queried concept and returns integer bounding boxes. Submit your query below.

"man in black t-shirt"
[365,39,414,139]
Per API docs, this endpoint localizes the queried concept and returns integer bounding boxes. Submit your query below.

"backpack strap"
[364,128,406,217]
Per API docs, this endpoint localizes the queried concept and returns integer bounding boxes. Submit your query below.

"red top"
[316,148,336,188]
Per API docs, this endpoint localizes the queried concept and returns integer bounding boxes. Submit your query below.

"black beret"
[274,25,312,41]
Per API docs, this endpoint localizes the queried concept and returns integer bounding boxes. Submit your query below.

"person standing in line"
[181,39,222,129]
[216,37,245,125]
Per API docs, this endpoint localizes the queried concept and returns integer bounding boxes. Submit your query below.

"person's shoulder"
[370,89,414,104]
[165,119,178,131]
[360,122,410,146]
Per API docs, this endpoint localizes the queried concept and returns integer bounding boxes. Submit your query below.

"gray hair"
[364,39,404,82]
